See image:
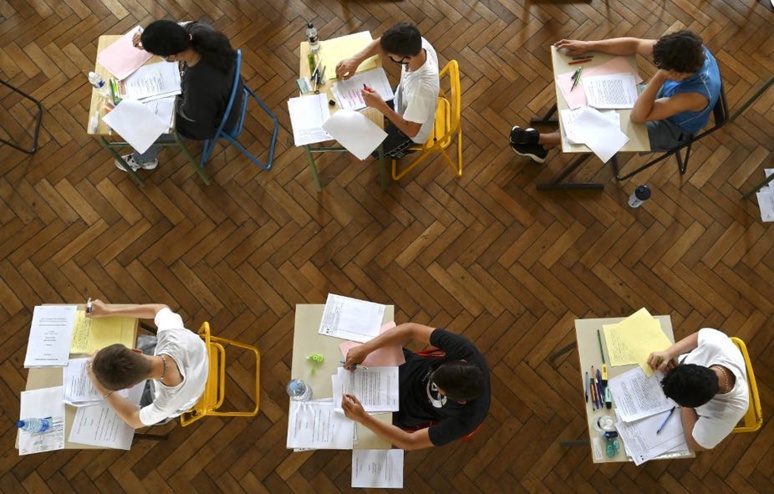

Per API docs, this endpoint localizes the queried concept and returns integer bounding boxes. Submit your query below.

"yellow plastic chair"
[730,337,762,433]
[180,322,261,426]
[392,59,463,180]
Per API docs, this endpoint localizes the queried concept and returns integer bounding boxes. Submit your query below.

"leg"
[509,127,560,163]
[374,123,414,160]
[613,120,690,181]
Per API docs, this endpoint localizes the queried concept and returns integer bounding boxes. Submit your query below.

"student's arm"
[629,70,709,123]
[343,323,435,369]
[361,88,422,138]
[335,38,382,79]
[342,395,434,450]
[647,331,700,372]
[87,300,168,320]
[679,407,706,452]
[554,37,656,57]
[87,361,145,429]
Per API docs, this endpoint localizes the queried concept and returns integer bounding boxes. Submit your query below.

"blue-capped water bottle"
[286,378,313,401]
[17,417,52,434]
[628,185,651,208]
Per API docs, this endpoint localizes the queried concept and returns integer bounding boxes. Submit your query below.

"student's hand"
[554,39,592,56]
[647,350,676,372]
[87,299,109,318]
[336,58,360,80]
[343,345,369,370]
[342,394,367,422]
[132,32,144,50]
[362,87,386,111]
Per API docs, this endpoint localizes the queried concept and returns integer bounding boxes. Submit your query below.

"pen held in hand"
[340,360,368,370]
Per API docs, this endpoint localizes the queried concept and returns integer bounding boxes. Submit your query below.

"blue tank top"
[658,47,721,135]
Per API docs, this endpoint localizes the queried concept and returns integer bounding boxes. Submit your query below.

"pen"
[584,371,589,403]
[340,360,368,370]
[570,66,583,91]
[595,368,604,409]
[596,329,605,364]
[568,59,592,65]
[590,366,598,410]
[86,297,93,314]
[656,406,676,434]
[572,55,594,60]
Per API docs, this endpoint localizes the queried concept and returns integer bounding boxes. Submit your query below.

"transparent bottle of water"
[306,22,320,54]
[286,378,313,401]
[17,417,52,433]
[628,185,652,208]
[88,71,105,89]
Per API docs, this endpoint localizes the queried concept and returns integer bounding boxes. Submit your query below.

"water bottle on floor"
[628,185,651,208]
[286,379,313,401]
[17,417,52,434]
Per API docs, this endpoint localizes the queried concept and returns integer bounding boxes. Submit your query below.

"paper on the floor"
[756,168,774,222]
[332,366,399,413]
[331,68,394,111]
[603,308,672,375]
[286,400,355,449]
[352,449,404,488]
[318,294,386,342]
[18,386,66,455]
[102,98,169,153]
[339,321,406,368]
[322,109,387,160]
[288,93,333,146]
[582,73,639,109]
[571,106,629,162]
[97,26,152,80]
[68,381,143,449]
[24,305,78,367]
[616,410,689,465]
[608,367,675,422]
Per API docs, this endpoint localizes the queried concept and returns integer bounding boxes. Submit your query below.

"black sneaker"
[510,126,540,145]
[510,142,548,163]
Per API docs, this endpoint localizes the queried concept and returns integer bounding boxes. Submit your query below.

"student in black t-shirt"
[116,20,241,172]
[342,323,490,449]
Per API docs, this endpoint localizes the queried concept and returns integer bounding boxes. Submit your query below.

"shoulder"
[154,308,186,332]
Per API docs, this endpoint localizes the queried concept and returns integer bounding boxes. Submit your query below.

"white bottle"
[88,71,105,89]
[628,185,651,208]
[17,418,52,434]
[286,379,313,401]
[306,22,320,54]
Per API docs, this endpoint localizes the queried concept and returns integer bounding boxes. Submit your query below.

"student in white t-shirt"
[87,301,208,428]
[647,328,748,450]
[336,23,439,159]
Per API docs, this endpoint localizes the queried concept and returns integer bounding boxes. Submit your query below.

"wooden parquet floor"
[1,0,773,492]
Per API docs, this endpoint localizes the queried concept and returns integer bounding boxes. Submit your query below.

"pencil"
[568,59,592,65]
[597,329,605,364]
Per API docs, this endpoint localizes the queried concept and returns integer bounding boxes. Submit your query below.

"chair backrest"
[430,60,461,148]
[180,322,224,426]
[730,337,763,433]
[213,49,246,140]
[712,82,729,128]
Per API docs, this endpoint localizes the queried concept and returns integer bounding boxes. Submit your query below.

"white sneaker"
[114,154,158,171]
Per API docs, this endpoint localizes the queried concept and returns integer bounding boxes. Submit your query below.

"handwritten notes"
[70,311,135,354]
[603,308,672,375]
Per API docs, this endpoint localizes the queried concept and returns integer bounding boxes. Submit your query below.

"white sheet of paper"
[339,322,406,368]
[97,26,152,80]
[756,189,774,222]
[68,381,143,449]
[286,400,354,449]
[121,61,181,102]
[616,411,689,465]
[332,367,399,413]
[582,73,639,109]
[608,367,675,422]
[572,106,629,162]
[331,68,394,111]
[322,110,388,160]
[142,96,176,132]
[63,358,135,406]
[288,93,333,146]
[18,386,66,455]
[103,99,168,153]
[24,305,77,368]
[352,449,404,488]
[560,107,619,145]
[318,294,386,342]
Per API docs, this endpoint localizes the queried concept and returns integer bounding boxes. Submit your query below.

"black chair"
[612,82,729,181]
[0,80,43,154]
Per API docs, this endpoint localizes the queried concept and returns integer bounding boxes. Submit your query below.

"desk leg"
[304,145,322,192]
[537,154,604,190]
[98,136,144,186]
[377,144,386,190]
[173,133,210,185]
[742,172,774,199]
[530,104,558,125]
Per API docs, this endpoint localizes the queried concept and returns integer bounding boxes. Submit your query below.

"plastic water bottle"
[286,379,313,401]
[306,22,320,54]
[17,418,52,434]
[628,185,651,208]
[88,71,105,89]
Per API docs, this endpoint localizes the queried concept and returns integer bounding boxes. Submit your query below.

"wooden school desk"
[87,35,209,186]
[19,307,138,450]
[574,316,694,463]
[298,33,387,191]
[292,304,394,450]
[531,46,651,190]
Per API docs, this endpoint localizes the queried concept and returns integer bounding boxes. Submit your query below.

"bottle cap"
[635,185,651,200]
[16,420,25,428]
[307,22,314,28]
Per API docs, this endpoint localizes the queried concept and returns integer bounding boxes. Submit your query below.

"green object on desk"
[597,329,605,364]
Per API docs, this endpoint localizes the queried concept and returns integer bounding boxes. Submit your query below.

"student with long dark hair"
[117,20,241,172]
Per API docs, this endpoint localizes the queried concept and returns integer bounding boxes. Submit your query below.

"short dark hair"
[430,360,484,402]
[380,23,422,58]
[653,30,705,74]
[661,363,718,408]
[92,344,152,391]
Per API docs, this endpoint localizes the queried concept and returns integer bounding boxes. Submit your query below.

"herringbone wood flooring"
[1,0,772,492]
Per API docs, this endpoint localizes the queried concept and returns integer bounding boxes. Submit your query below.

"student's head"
[430,360,485,403]
[141,20,190,59]
[660,363,718,408]
[653,30,705,78]
[380,23,423,63]
[141,20,236,72]
[92,344,152,391]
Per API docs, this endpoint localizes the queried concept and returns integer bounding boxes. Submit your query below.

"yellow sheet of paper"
[320,31,378,79]
[70,311,136,353]
[603,308,672,376]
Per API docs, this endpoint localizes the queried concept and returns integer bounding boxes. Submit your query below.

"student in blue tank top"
[509,30,722,161]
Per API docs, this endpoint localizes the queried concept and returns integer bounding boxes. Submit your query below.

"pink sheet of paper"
[339,321,406,367]
[556,56,643,109]
[98,26,153,80]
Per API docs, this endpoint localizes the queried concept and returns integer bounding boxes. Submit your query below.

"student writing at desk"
[335,23,439,159]
[509,30,721,162]
[341,323,490,450]
[116,20,241,172]
[86,300,208,428]
[647,328,748,451]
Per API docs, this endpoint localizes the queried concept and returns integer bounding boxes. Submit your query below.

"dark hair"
[92,344,152,391]
[661,363,718,408]
[652,30,705,74]
[430,360,484,402]
[141,20,236,73]
[380,23,422,58]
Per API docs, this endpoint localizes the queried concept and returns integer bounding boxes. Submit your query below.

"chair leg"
[0,80,43,154]
[679,141,693,174]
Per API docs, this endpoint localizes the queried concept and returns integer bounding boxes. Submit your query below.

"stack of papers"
[556,56,643,110]
[559,106,629,163]
[331,68,394,111]
[603,308,672,376]
[68,381,143,449]
[352,450,404,488]
[582,73,639,109]
[339,321,406,368]
[320,32,379,80]
[318,294,386,342]
[24,305,78,368]
[97,26,152,80]
[332,367,399,413]
[286,399,355,449]
[18,386,66,455]
[119,61,182,102]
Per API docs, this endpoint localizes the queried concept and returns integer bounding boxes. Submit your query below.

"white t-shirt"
[394,37,439,144]
[138,308,208,426]
[682,328,748,449]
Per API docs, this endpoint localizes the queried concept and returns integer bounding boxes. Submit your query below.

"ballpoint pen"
[584,371,589,403]
[656,406,676,434]
[571,66,583,91]
[340,360,368,370]
[86,297,93,314]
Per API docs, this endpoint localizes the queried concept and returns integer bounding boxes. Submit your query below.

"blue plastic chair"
[200,49,279,171]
